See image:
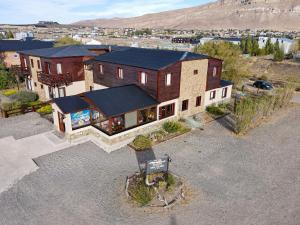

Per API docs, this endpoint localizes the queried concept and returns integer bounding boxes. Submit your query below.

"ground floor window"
[210,90,216,100]
[196,96,201,107]
[49,87,54,99]
[159,103,175,120]
[71,109,91,130]
[182,99,189,111]
[222,87,228,98]
[58,87,66,97]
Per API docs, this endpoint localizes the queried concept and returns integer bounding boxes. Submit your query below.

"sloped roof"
[19,45,98,58]
[53,95,89,114]
[92,48,209,70]
[0,39,54,52]
[85,85,158,117]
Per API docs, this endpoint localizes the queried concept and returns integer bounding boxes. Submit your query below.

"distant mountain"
[73,0,300,31]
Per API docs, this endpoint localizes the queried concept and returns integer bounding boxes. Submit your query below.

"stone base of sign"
[125,172,185,209]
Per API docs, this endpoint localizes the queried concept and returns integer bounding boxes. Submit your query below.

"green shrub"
[206,105,224,116]
[2,89,17,96]
[166,173,176,191]
[36,104,52,115]
[129,179,155,206]
[1,101,22,111]
[163,121,182,133]
[10,91,38,104]
[27,100,41,107]
[132,135,152,150]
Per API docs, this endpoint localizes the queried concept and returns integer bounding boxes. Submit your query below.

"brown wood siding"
[157,62,181,102]
[93,62,158,99]
[206,58,222,91]
[40,56,93,82]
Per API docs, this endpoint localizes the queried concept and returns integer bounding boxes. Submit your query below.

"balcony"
[10,65,31,79]
[37,71,73,87]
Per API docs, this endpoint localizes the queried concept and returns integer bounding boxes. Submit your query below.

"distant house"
[171,37,200,45]
[51,48,232,151]
[214,37,242,45]
[0,38,54,68]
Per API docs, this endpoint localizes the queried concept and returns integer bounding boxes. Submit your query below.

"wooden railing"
[10,65,31,78]
[37,71,73,87]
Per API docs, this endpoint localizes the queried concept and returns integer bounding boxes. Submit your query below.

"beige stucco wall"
[28,56,47,101]
[2,51,20,68]
[178,59,208,118]
[84,67,94,91]
[204,85,233,107]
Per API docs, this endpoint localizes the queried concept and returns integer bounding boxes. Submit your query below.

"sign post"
[145,155,170,186]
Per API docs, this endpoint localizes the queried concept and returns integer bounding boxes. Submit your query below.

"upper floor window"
[194,69,198,75]
[196,96,201,107]
[30,59,34,68]
[23,58,27,67]
[139,72,147,85]
[213,67,217,77]
[99,64,104,74]
[37,60,41,69]
[117,67,123,79]
[56,63,62,74]
[182,99,189,111]
[45,62,51,74]
[165,73,172,86]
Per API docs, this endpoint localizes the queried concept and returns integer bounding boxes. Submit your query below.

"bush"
[129,179,155,206]
[10,91,38,104]
[163,121,182,133]
[206,105,224,116]
[36,104,52,115]
[166,173,175,191]
[1,101,22,111]
[2,89,17,96]
[132,135,152,150]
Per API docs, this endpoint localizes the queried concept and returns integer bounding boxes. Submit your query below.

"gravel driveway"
[0,106,299,225]
[0,113,53,139]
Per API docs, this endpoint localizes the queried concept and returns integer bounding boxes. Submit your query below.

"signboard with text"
[145,157,169,175]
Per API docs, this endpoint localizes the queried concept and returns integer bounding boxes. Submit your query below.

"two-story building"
[19,45,130,101]
[51,48,232,151]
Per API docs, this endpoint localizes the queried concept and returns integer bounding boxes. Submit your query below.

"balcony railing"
[37,71,73,87]
[10,65,31,78]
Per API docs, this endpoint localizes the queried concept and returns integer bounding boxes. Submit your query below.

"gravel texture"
[0,113,53,139]
[0,106,300,225]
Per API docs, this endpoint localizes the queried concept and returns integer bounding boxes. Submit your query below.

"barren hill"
[73,0,300,31]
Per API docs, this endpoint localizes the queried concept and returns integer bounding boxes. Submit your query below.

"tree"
[194,41,249,85]
[54,36,81,47]
[7,30,14,39]
[264,38,274,55]
[0,60,16,89]
[251,39,260,56]
[245,36,252,54]
[0,33,4,40]
[240,38,246,53]
[273,40,284,61]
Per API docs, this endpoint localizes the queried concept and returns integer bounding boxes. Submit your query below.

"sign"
[71,109,91,129]
[146,157,169,175]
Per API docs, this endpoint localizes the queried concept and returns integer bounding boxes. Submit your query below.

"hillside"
[73,0,300,31]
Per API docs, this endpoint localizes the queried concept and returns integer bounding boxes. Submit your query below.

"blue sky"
[0,0,214,24]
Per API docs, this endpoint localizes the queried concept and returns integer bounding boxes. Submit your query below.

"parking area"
[0,105,299,225]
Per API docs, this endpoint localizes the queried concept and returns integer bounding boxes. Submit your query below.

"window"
[139,72,147,85]
[48,87,54,99]
[196,96,201,107]
[159,103,175,120]
[56,63,62,74]
[222,87,228,98]
[194,69,198,75]
[99,64,103,74]
[58,87,66,97]
[41,84,44,89]
[37,60,41,69]
[90,86,94,91]
[45,62,51,74]
[182,99,189,111]
[165,73,172,86]
[117,67,123,79]
[34,82,37,87]
[210,90,216,100]
[23,58,27,67]
[212,66,217,77]
[30,59,34,68]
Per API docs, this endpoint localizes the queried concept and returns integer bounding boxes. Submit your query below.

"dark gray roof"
[0,39,54,52]
[19,45,98,58]
[53,95,89,114]
[85,85,158,117]
[220,79,233,87]
[92,48,209,70]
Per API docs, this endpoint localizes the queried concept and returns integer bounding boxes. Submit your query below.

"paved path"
[0,105,299,225]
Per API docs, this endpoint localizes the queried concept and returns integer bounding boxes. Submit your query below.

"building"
[258,37,294,54]
[0,38,54,68]
[19,45,128,101]
[51,48,232,151]
[171,37,200,45]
